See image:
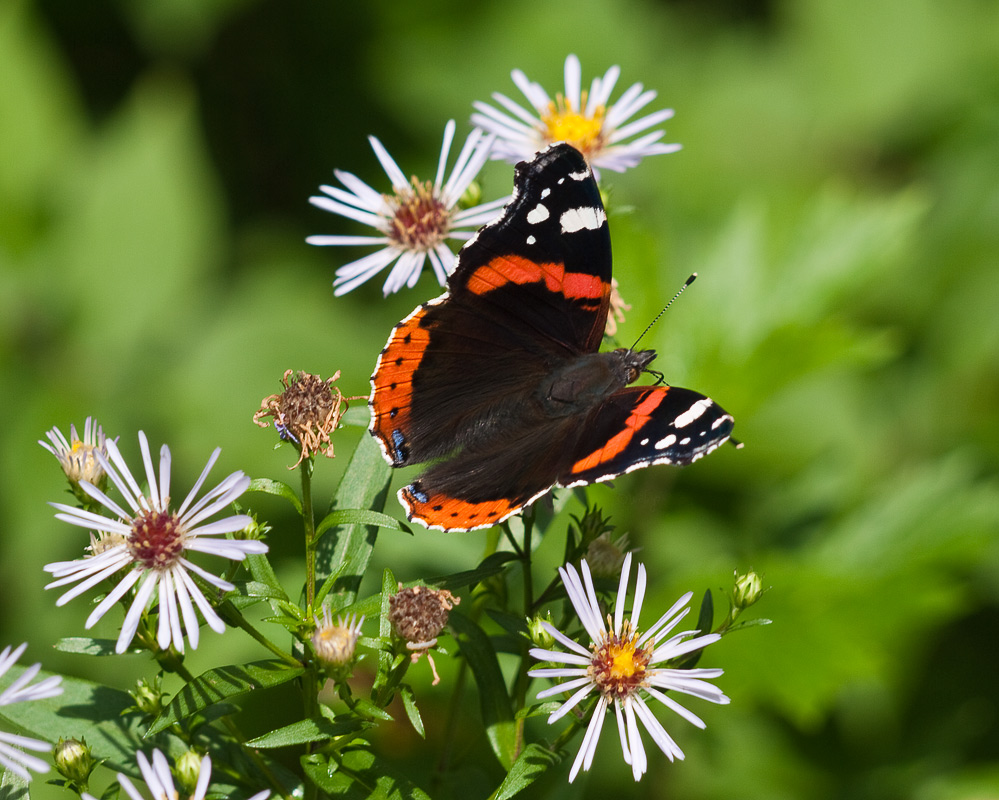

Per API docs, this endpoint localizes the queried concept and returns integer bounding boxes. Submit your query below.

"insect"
[369,143,734,531]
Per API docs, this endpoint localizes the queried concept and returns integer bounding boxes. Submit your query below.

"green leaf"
[493,743,562,800]
[427,552,519,593]
[399,685,424,738]
[448,611,516,769]
[316,509,409,540]
[53,637,120,656]
[0,760,30,800]
[247,477,302,514]
[314,434,393,607]
[148,660,304,735]
[302,747,431,799]
[247,717,366,748]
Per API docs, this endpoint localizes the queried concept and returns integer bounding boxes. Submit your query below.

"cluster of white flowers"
[308,55,680,296]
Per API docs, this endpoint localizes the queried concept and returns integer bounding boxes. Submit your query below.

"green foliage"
[2,0,998,798]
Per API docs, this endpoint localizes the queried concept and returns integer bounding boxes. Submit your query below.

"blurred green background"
[2,0,998,797]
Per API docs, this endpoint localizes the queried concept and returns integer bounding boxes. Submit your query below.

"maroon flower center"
[387,179,450,252]
[128,509,186,570]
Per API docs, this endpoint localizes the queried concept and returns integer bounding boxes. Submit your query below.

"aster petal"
[193,754,213,800]
[533,675,592,699]
[441,129,492,206]
[623,697,648,779]
[478,92,539,129]
[632,694,684,762]
[511,68,550,111]
[116,571,159,653]
[563,54,582,112]
[157,443,171,510]
[183,536,265,561]
[638,591,693,646]
[577,560,608,642]
[333,247,401,296]
[652,631,720,661]
[47,552,131,605]
[645,685,707,729]
[117,774,147,800]
[569,695,608,783]
[52,489,131,529]
[331,169,390,211]
[309,194,387,228]
[546,681,597,723]
[434,119,456,191]
[0,738,51,779]
[101,438,145,513]
[305,235,390,247]
[588,64,620,113]
[182,473,250,528]
[136,433,161,513]
[171,568,202,649]
[452,194,509,225]
[382,249,426,296]
[368,135,409,190]
[608,108,676,144]
[0,644,28,680]
[613,552,633,634]
[175,566,227,634]
[149,750,175,798]
[84,569,142,631]
[177,557,236,593]
[426,245,449,286]
[602,83,653,129]
[157,570,184,652]
[176,447,221,517]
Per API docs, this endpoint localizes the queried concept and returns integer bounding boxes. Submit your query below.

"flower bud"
[733,571,764,611]
[174,751,205,796]
[54,738,97,787]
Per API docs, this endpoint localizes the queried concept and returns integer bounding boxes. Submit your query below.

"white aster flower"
[0,643,63,780]
[307,120,507,296]
[82,749,270,800]
[39,416,114,488]
[529,554,729,782]
[45,432,268,654]
[472,54,681,175]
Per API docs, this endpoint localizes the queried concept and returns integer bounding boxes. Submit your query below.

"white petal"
[368,135,409,190]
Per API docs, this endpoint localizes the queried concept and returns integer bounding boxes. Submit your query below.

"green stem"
[299,457,320,800]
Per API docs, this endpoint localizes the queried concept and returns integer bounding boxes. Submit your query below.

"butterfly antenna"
[629,273,697,351]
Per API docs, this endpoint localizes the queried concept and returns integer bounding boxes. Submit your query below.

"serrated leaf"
[493,743,562,800]
[247,478,302,514]
[399,685,424,738]
[448,611,516,769]
[53,637,120,656]
[314,435,392,607]
[302,747,431,799]
[147,660,303,735]
[247,717,365,748]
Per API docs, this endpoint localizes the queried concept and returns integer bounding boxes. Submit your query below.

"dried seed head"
[388,585,459,652]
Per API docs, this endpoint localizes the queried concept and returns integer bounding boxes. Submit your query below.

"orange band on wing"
[569,390,667,474]
[369,310,432,460]
[400,485,524,532]
[465,255,605,301]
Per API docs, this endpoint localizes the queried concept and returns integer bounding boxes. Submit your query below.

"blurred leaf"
[302,747,431,799]
[148,660,304,735]
[316,509,409,540]
[449,611,516,769]
[53,637,119,656]
[494,743,562,800]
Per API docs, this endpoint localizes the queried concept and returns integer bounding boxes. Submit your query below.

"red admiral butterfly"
[369,143,734,531]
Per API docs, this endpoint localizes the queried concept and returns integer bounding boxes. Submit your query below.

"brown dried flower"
[387,585,460,685]
[253,370,348,468]
[605,277,631,338]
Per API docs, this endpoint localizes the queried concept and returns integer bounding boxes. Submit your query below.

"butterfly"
[369,142,734,531]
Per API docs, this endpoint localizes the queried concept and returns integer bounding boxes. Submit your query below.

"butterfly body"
[369,143,734,531]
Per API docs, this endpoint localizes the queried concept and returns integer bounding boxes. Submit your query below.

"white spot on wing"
[560,206,606,233]
[526,235,536,245]
[655,434,677,450]
[541,188,551,198]
[712,414,733,430]
[527,204,549,224]
[674,398,713,428]
[569,170,589,181]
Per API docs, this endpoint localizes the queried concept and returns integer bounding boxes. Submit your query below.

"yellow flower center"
[589,621,652,700]
[541,93,606,156]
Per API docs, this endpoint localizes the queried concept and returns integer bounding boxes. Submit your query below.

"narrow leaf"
[248,717,365,748]
[148,660,303,735]
[494,743,562,800]
[247,478,302,514]
[316,509,409,539]
[399,685,425,738]
[314,433,392,607]
[448,611,516,769]
[53,637,119,656]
